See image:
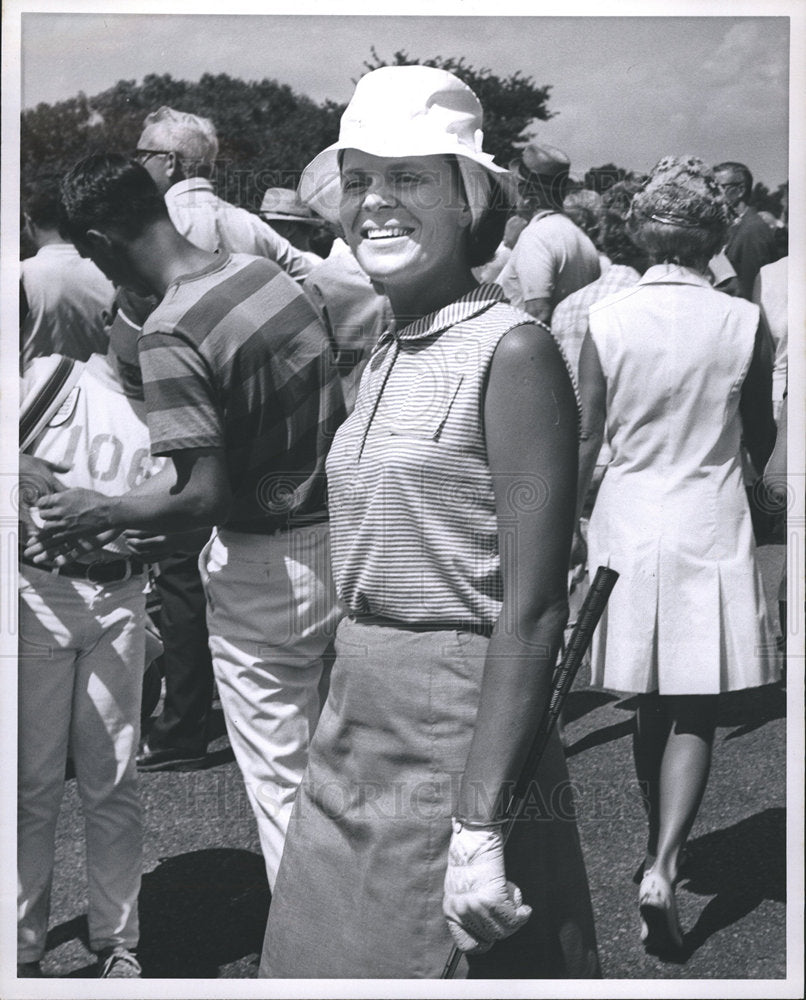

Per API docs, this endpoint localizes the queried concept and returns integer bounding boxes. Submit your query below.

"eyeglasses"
[134,148,173,163]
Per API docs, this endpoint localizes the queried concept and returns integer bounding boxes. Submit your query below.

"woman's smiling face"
[339,151,472,288]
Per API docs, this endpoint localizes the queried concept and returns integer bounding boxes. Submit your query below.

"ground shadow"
[42,849,267,978]
[564,717,634,758]
[717,683,786,740]
[674,807,786,961]
[599,683,785,743]
[563,688,620,725]
[136,847,270,977]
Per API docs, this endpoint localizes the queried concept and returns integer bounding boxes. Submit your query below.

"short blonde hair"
[140,106,219,174]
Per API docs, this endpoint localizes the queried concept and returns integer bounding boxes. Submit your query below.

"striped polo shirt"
[326,284,578,626]
[139,253,344,532]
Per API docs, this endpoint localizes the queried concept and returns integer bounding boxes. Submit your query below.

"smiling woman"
[339,151,475,313]
[260,65,599,980]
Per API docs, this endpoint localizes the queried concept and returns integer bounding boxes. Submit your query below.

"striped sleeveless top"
[326,284,572,626]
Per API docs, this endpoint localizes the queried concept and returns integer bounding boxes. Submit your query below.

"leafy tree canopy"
[21,54,554,213]
[583,163,631,195]
[21,72,344,211]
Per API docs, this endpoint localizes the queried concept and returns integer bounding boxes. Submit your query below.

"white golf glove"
[443,818,532,954]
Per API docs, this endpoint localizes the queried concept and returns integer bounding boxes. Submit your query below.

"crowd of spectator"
[17,85,788,979]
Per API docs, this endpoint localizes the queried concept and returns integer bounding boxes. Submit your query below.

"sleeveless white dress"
[587,264,780,695]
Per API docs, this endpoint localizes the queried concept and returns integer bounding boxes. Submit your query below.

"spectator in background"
[18,341,170,979]
[20,182,114,371]
[753,256,788,424]
[134,106,319,281]
[577,156,779,955]
[553,178,648,383]
[562,188,607,273]
[756,208,788,263]
[751,256,788,551]
[496,143,600,324]
[93,286,218,776]
[552,178,648,683]
[472,213,528,284]
[713,161,778,299]
[258,187,325,254]
[762,391,788,655]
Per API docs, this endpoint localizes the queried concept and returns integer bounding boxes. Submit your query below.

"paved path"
[33,545,793,985]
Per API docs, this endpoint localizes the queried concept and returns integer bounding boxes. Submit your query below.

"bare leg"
[652,694,719,884]
[632,692,670,866]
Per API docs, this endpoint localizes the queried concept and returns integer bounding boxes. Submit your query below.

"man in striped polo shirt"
[32,154,345,888]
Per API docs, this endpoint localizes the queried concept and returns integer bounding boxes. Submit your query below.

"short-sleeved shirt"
[496,211,601,312]
[20,244,114,369]
[164,178,320,283]
[550,263,641,376]
[138,253,345,533]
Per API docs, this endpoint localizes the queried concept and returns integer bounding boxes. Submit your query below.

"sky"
[13,4,795,189]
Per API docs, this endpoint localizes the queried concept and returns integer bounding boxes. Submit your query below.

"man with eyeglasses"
[713,161,779,299]
[134,106,319,282]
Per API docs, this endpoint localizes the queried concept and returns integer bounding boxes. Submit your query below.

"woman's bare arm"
[456,323,578,822]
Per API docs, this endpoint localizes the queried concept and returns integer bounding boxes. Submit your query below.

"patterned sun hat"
[630,155,733,229]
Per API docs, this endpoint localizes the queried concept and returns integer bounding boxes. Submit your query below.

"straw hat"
[510,142,571,183]
[298,65,509,223]
[259,187,319,224]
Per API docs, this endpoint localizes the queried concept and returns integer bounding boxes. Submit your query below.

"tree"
[360,48,554,166]
[583,164,628,195]
[21,72,345,212]
[21,52,556,214]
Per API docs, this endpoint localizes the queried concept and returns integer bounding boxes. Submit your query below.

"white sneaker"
[97,947,142,978]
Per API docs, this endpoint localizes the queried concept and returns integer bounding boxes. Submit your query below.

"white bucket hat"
[298,65,509,224]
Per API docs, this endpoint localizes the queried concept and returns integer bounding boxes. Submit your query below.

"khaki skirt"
[261,617,599,979]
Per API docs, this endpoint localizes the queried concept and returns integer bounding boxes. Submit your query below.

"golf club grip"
[553,565,619,703]
[441,566,618,979]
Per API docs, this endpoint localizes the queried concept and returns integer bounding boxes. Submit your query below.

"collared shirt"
[551,264,641,377]
[20,244,114,369]
[326,284,576,625]
[138,253,344,533]
[496,211,601,312]
[164,177,320,283]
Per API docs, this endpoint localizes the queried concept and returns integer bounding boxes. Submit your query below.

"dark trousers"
[148,551,214,753]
